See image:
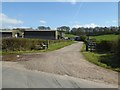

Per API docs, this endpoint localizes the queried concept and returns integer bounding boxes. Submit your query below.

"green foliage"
[70,26,119,36]
[81,44,120,72]
[2,38,68,52]
[99,54,120,69]
[47,41,75,51]
[96,40,112,52]
[90,34,119,41]
[38,26,51,30]
[93,35,120,52]
[57,26,70,34]
[113,36,120,56]
[81,35,120,72]
[65,34,77,38]
[80,35,87,42]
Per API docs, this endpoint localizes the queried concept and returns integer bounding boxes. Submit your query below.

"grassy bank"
[2,40,75,55]
[81,34,120,72]
[81,44,120,72]
[47,41,75,51]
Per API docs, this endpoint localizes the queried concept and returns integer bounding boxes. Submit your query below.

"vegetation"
[70,26,119,36]
[57,26,70,34]
[47,41,75,51]
[81,44,120,72]
[81,45,111,69]
[90,34,119,41]
[2,38,75,54]
[38,26,51,30]
[81,34,120,72]
[65,34,77,38]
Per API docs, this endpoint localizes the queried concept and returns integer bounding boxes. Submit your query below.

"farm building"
[0,31,12,38]
[1,28,65,40]
[24,30,58,40]
[12,28,65,40]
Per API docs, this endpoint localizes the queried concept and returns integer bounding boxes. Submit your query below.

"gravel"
[18,42,118,84]
[3,42,118,85]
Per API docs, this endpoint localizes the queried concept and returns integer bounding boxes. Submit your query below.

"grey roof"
[19,28,56,31]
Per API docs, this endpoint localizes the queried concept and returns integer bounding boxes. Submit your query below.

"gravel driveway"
[3,42,118,85]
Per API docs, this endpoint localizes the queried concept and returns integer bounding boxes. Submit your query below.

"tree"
[57,26,70,33]
[38,26,51,30]
[71,28,77,35]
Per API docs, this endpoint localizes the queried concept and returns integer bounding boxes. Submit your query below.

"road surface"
[2,64,117,88]
[2,42,118,88]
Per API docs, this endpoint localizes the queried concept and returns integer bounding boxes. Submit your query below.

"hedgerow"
[2,38,66,52]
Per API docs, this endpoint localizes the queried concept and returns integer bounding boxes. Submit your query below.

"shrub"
[80,35,87,42]
[96,40,112,52]
[113,36,120,56]
[2,38,66,52]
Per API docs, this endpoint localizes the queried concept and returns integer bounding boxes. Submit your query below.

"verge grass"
[81,44,111,69]
[81,34,120,72]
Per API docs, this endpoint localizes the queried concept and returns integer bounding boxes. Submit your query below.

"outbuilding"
[24,30,58,40]
[0,31,12,38]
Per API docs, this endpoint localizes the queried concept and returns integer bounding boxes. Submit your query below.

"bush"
[2,38,66,52]
[96,40,112,52]
[113,36,120,56]
[80,35,87,42]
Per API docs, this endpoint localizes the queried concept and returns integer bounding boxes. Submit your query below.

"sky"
[1,2,118,29]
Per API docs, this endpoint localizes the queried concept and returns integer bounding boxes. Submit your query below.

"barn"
[24,30,58,40]
[0,31,12,38]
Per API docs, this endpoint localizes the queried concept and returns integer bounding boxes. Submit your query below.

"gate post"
[86,41,88,51]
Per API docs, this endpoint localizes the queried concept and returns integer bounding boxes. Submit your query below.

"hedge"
[95,37,120,54]
[2,38,66,52]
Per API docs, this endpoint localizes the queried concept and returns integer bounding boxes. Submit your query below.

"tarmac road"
[2,65,117,88]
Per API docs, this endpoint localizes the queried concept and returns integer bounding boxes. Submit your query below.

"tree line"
[37,26,120,36]
[70,26,119,36]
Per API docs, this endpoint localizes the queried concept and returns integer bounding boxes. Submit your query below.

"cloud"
[73,23,99,28]
[0,13,24,29]
[112,20,117,23]
[56,0,77,5]
[13,26,31,29]
[40,20,46,24]
[0,13,23,25]
[70,0,76,5]
[106,20,118,24]
[2,0,119,2]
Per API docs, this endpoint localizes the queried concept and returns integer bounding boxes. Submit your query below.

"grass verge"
[81,44,120,72]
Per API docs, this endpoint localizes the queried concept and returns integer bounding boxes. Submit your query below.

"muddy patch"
[2,53,44,62]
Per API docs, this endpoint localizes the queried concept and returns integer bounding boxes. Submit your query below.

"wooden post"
[47,40,49,49]
[86,41,88,51]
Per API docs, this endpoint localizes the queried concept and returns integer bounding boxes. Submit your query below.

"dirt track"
[3,42,118,85]
[11,42,117,85]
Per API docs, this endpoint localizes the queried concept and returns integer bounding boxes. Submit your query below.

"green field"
[65,34,77,38]
[90,34,119,41]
